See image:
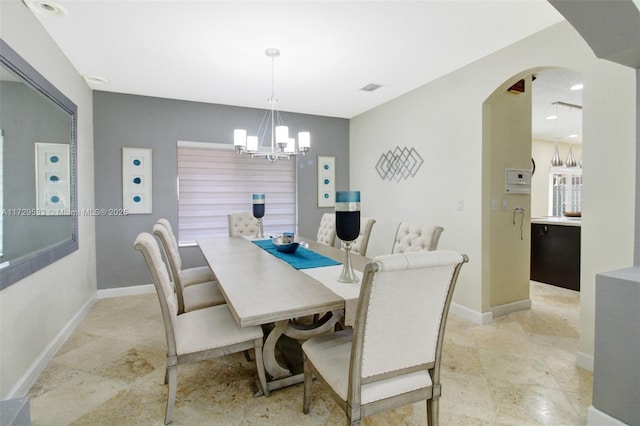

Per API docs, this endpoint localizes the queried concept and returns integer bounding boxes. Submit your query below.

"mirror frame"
[0,38,78,289]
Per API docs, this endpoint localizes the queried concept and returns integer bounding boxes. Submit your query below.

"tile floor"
[28,281,592,425]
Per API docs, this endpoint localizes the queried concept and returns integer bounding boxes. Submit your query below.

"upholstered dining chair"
[302,250,467,426]
[316,213,336,246]
[155,218,215,287]
[134,232,269,424]
[341,217,376,257]
[153,223,226,314]
[227,212,259,237]
[391,222,444,254]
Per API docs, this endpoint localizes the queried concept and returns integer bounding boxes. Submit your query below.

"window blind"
[177,142,296,245]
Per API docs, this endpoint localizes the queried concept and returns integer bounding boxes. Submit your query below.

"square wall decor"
[317,155,335,208]
[35,142,70,214]
[122,147,152,214]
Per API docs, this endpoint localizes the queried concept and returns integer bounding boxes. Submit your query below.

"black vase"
[252,193,265,238]
[335,191,360,283]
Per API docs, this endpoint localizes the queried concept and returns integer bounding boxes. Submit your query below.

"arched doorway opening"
[481,66,583,318]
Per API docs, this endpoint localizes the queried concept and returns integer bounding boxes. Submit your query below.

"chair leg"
[426,397,439,426]
[243,349,253,362]
[165,365,177,425]
[302,354,312,414]
[347,405,361,425]
[253,340,270,397]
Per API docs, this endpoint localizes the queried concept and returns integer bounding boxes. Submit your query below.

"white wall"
[0,0,96,398]
[350,21,636,364]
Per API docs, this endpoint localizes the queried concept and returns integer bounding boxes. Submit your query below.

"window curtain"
[177,141,296,244]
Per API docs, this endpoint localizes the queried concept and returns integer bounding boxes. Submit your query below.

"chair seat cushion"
[183,281,226,312]
[303,330,433,404]
[181,265,215,287]
[174,304,262,355]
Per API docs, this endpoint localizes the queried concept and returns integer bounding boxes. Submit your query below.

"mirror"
[0,39,78,289]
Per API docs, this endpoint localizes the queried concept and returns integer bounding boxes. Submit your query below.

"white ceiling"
[532,68,583,144]
[22,0,579,140]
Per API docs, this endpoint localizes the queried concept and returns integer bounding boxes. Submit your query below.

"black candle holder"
[335,191,360,283]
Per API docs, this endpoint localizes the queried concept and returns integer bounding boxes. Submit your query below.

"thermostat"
[505,168,531,194]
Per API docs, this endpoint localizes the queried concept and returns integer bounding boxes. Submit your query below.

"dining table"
[197,235,371,395]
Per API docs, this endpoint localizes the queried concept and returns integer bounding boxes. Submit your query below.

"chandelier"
[234,48,310,162]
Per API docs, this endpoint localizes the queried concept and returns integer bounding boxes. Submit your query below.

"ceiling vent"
[360,83,382,92]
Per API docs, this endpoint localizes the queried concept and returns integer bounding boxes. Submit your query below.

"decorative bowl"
[272,236,300,254]
[562,211,581,218]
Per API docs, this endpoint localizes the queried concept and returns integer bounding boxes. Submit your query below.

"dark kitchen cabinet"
[530,223,581,291]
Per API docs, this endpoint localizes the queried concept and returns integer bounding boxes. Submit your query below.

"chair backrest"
[391,222,444,254]
[153,223,187,314]
[349,250,467,402]
[346,217,376,256]
[155,219,181,270]
[134,232,178,357]
[157,218,178,248]
[316,213,336,246]
[227,213,258,237]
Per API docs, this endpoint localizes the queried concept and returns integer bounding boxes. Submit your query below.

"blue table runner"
[252,239,341,270]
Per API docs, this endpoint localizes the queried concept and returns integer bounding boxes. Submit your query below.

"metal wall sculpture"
[375,146,423,182]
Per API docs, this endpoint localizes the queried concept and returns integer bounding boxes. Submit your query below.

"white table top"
[197,236,370,327]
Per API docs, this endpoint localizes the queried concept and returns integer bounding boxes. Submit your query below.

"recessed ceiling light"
[570,83,584,91]
[22,0,67,17]
[546,115,558,120]
[83,75,109,85]
[569,134,579,138]
[360,83,382,92]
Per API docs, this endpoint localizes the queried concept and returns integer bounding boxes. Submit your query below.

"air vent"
[360,83,382,92]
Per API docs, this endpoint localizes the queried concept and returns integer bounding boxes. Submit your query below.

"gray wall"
[93,91,349,289]
[636,68,639,266]
[593,268,640,426]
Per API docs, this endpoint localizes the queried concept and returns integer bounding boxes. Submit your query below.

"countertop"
[531,216,581,227]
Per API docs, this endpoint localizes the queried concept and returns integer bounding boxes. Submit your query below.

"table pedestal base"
[255,309,344,395]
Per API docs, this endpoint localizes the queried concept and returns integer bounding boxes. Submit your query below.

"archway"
[481,66,583,317]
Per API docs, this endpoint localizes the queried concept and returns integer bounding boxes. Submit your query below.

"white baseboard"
[587,406,628,425]
[450,302,493,324]
[6,294,97,399]
[576,350,594,372]
[97,284,154,299]
[491,298,532,319]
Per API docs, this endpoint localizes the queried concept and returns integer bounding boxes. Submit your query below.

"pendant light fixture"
[233,48,310,162]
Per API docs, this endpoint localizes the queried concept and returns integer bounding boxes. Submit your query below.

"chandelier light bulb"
[298,132,310,150]
[276,126,288,145]
[234,129,247,153]
[285,138,295,153]
[247,136,259,152]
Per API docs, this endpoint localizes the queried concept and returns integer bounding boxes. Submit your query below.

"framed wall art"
[317,155,335,208]
[35,142,70,214]
[122,147,152,214]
